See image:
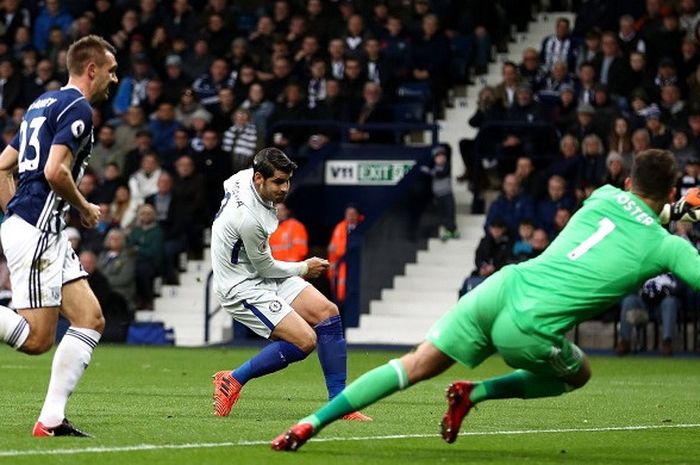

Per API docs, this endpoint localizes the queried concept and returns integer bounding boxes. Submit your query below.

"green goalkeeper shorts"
[426,268,584,378]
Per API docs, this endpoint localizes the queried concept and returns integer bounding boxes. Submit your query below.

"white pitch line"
[1,423,699,458]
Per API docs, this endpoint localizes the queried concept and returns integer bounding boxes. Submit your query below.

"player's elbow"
[43,164,64,187]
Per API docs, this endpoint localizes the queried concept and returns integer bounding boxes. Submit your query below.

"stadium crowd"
[463,0,700,355]
[0,0,521,334]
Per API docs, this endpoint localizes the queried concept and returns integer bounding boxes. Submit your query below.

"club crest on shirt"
[71,120,85,138]
[269,300,283,313]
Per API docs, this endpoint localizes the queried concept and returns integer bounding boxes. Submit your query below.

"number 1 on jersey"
[567,217,616,260]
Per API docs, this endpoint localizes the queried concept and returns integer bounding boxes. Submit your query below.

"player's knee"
[69,309,105,333]
[20,334,54,355]
[297,331,317,354]
[319,301,339,321]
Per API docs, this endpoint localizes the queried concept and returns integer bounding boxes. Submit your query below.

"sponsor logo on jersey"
[269,300,283,313]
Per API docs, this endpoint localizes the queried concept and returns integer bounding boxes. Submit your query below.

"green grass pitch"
[0,345,699,465]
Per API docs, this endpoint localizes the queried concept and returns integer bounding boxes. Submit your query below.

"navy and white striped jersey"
[6,85,93,233]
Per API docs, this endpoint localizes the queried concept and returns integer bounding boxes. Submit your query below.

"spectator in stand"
[148,102,183,157]
[410,14,450,117]
[195,128,231,219]
[676,157,700,198]
[348,82,393,144]
[511,219,536,263]
[128,204,164,310]
[545,134,582,191]
[80,203,116,254]
[679,0,700,36]
[269,82,308,153]
[306,58,328,111]
[617,15,646,60]
[232,63,256,102]
[575,62,597,105]
[536,175,575,237]
[603,151,627,189]
[0,59,22,116]
[305,0,331,45]
[494,61,522,110]
[110,184,138,231]
[627,52,654,101]
[139,78,166,118]
[364,37,392,94]
[89,124,123,177]
[609,116,633,157]
[146,171,188,285]
[553,84,578,133]
[459,218,512,296]
[540,17,576,72]
[211,87,238,133]
[576,28,601,68]
[22,59,54,106]
[98,229,136,312]
[513,156,537,199]
[327,38,347,81]
[552,206,573,238]
[128,152,162,207]
[175,88,211,130]
[248,15,276,70]
[644,104,672,149]
[292,34,322,82]
[192,58,235,108]
[162,54,189,103]
[519,47,547,93]
[80,250,130,342]
[659,84,688,128]
[161,128,190,173]
[577,134,607,193]
[173,155,207,260]
[182,37,213,81]
[421,145,459,241]
[123,129,155,179]
[223,109,259,174]
[269,202,309,262]
[670,128,696,170]
[592,31,627,99]
[541,60,574,96]
[567,103,603,144]
[0,0,31,48]
[114,106,147,159]
[343,14,367,61]
[484,174,534,239]
[617,272,680,356]
[328,204,364,308]
[382,16,411,84]
[679,37,700,83]
[340,57,366,106]
[263,56,295,104]
[239,82,275,140]
[32,0,73,54]
[651,58,680,103]
[112,52,152,117]
[631,128,652,162]
[94,162,125,204]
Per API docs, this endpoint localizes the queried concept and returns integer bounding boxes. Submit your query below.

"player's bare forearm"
[0,145,18,212]
[44,145,89,213]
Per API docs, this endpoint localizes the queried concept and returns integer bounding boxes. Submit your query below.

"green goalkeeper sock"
[469,370,570,404]
[299,359,409,431]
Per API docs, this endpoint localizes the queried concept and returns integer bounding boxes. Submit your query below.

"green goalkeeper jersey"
[508,184,700,339]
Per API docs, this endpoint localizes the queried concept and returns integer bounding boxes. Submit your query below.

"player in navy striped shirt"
[0,35,117,437]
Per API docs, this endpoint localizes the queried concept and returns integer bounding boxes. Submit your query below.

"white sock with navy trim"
[0,305,29,350]
[38,327,101,426]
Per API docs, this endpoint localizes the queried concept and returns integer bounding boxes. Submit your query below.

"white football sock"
[38,327,101,426]
[0,305,29,349]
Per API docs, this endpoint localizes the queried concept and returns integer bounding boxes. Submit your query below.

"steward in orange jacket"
[327,205,363,304]
[270,203,308,261]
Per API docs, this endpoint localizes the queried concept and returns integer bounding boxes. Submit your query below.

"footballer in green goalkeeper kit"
[271,149,700,452]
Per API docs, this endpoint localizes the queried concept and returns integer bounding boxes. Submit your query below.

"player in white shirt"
[211,148,370,421]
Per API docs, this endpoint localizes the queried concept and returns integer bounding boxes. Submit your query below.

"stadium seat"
[391,102,425,123]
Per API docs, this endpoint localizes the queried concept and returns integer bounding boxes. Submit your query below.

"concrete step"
[380,288,459,303]
[403,263,470,281]
[393,274,463,292]
[369,299,456,316]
